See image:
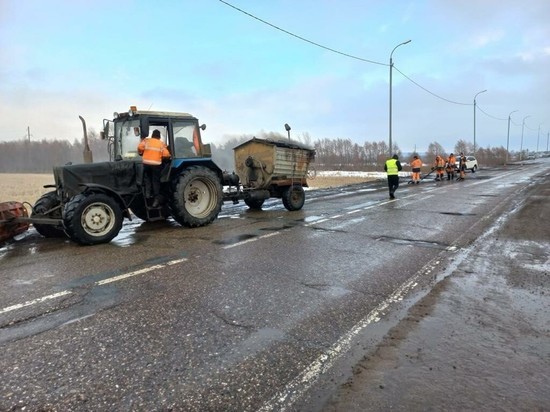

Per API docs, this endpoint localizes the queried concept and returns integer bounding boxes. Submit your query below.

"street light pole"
[506,110,518,164]
[473,89,487,158]
[520,115,531,161]
[537,124,542,154]
[389,39,411,156]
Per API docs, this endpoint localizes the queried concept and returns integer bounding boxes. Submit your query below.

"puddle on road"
[376,236,449,250]
[438,211,477,216]
[213,234,257,246]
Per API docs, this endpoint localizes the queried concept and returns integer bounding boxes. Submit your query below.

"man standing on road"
[137,129,171,208]
[384,154,402,199]
[410,155,422,184]
[433,154,446,181]
[446,153,457,180]
[457,152,467,181]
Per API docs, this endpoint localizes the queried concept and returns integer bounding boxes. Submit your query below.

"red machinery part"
[0,201,30,243]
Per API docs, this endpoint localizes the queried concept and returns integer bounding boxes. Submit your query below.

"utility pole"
[27,126,31,142]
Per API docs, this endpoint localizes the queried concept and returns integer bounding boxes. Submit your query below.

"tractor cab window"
[114,119,141,159]
[173,121,198,158]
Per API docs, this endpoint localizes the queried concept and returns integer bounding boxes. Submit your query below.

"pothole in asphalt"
[439,212,477,216]
[376,236,450,250]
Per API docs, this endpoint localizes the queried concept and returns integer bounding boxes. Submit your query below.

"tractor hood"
[53,160,142,199]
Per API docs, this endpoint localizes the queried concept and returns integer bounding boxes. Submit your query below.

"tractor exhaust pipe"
[79,115,93,164]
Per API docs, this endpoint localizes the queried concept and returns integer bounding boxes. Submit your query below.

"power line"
[219,0,522,124]
[392,66,470,106]
[476,105,508,121]
[218,0,387,66]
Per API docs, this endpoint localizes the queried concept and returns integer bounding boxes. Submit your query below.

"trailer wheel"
[171,166,223,227]
[244,198,265,210]
[32,191,65,238]
[282,185,305,211]
[63,192,123,245]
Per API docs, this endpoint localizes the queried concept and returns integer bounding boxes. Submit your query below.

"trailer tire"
[63,192,123,245]
[244,198,265,209]
[32,191,65,238]
[171,166,223,227]
[282,185,305,211]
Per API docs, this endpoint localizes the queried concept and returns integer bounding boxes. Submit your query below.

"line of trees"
[0,129,513,173]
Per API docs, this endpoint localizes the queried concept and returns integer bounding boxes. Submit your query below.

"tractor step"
[145,205,165,221]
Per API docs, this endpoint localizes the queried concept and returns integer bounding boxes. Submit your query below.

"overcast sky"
[1,0,549,153]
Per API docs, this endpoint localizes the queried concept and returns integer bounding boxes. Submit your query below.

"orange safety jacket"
[411,158,422,170]
[447,155,456,171]
[137,138,170,166]
[434,156,445,168]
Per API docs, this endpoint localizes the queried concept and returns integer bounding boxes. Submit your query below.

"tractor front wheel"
[32,191,65,238]
[63,192,123,245]
[171,166,223,227]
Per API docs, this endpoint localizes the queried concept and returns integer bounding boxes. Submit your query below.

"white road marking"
[0,290,72,315]
[222,231,281,249]
[0,258,187,315]
[257,262,432,412]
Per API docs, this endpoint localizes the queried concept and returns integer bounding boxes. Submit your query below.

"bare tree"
[427,142,446,158]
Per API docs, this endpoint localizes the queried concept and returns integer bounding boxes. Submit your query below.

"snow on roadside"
[318,170,411,179]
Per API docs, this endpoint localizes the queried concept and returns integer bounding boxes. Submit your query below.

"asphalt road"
[1,159,548,411]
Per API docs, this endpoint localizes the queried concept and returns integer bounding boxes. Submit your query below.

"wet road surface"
[0,160,548,411]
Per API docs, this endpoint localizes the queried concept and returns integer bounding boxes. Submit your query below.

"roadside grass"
[0,174,55,207]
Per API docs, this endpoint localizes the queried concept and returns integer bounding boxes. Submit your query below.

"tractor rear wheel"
[282,185,305,211]
[170,166,223,227]
[63,192,123,245]
[32,191,65,238]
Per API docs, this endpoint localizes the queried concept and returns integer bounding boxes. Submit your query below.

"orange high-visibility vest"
[411,158,422,169]
[137,138,170,165]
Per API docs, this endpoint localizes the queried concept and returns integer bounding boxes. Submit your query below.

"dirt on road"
[322,173,550,411]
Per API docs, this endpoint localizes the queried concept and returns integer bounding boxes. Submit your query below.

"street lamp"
[389,39,411,156]
[520,115,531,161]
[473,89,487,158]
[284,123,291,141]
[506,110,518,164]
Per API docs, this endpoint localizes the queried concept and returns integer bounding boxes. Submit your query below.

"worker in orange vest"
[433,155,445,181]
[446,153,457,180]
[457,152,467,181]
[137,129,171,208]
[410,155,422,184]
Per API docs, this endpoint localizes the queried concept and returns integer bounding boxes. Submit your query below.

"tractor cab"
[102,106,211,162]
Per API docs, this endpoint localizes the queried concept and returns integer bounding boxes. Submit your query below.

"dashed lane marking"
[0,258,187,315]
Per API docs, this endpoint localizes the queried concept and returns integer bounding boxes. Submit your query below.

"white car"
[456,156,478,172]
